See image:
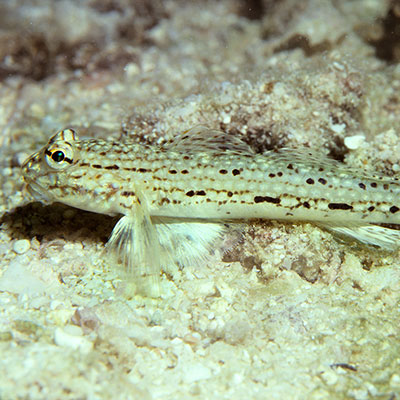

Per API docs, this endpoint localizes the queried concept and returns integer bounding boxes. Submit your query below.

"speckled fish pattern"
[22,128,400,223]
[21,127,400,295]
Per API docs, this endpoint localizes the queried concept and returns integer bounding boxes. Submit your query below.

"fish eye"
[51,150,65,162]
[44,143,75,170]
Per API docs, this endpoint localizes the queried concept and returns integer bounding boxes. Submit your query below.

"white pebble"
[330,122,346,134]
[344,135,365,150]
[124,62,140,77]
[54,327,93,354]
[320,369,338,386]
[222,113,231,124]
[390,373,400,388]
[14,152,30,167]
[182,362,212,383]
[12,239,30,254]
[2,167,12,177]
[0,260,46,295]
[332,61,345,71]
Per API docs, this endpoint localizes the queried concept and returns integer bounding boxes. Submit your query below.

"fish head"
[22,128,82,205]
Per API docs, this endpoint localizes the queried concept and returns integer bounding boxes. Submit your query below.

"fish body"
[21,127,400,295]
[21,128,400,223]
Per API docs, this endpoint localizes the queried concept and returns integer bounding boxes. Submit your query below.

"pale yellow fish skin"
[21,128,400,226]
[21,127,400,295]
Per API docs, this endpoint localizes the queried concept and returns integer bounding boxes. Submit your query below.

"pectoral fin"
[106,204,162,298]
[106,209,228,297]
[154,217,227,270]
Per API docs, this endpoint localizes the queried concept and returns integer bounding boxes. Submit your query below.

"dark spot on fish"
[359,183,366,190]
[318,178,327,185]
[390,205,400,214]
[219,169,228,174]
[105,165,119,170]
[328,203,353,210]
[306,178,314,185]
[121,191,135,197]
[232,169,240,176]
[254,196,281,204]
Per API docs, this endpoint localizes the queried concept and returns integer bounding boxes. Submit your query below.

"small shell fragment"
[344,135,365,150]
[12,239,31,254]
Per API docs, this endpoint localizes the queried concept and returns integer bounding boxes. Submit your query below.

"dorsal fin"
[273,147,397,182]
[270,147,342,169]
[166,126,254,155]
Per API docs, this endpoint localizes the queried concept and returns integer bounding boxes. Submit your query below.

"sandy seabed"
[1,1,400,399]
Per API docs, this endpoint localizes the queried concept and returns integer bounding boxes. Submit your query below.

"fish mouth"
[24,180,53,204]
